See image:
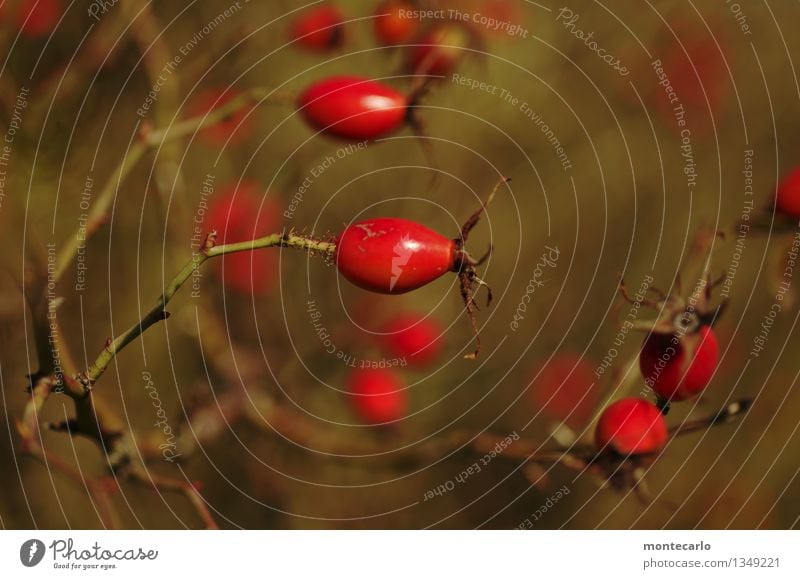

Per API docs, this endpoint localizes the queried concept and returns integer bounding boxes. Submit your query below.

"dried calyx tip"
[456,177,509,359]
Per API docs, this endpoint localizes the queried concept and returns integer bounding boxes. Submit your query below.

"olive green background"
[0,0,798,529]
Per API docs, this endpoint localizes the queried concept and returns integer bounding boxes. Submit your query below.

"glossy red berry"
[187,88,253,146]
[336,180,502,359]
[13,0,61,38]
[380,313,443,367]
[336,218,456,294]
[640,325,719,402]
[774,167,800,219]
[347,368,408,424]
[297,76,409,141]
[530,353,598,429]
[373,1,418,45]
[406,23,473,76]
[595,398,668,455]
[290,4,345,52]
[207,181,278,295]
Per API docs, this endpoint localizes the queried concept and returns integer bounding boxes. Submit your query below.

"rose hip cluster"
[192,4,513,431]
[283,0,499,149]
[594,277,724,458]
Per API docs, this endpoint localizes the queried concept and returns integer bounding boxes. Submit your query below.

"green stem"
[54,142,147,282]
[145,86,281,144]
[54,85,291,285]
[81,232,335,386]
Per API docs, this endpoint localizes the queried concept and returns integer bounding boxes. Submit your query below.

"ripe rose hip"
[336,218,457,294]
[406,23,475,76]
[774,167,800,219]
[207,181,279,295]
[297,76,411,141]
[347,368,408,424]
[13,0,61,38]
[595,398,668,455]
[290,4,345,52]
[187,87,254,146]
[640,325,719,402]
[379,313,443,367]
[335,178,506,359]
[529,353,598,429]
[373,0,418,45]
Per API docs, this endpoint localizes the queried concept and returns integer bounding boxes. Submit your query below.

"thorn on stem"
[201,231,218,255]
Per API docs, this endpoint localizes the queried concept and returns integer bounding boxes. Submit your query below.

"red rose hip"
[336,218,456,294]
[333,177,507,359]
[639,325,719,402]
[297,76,409,141]
[347,368,408,424]
[595,398,668,455]
[530,353,599,429]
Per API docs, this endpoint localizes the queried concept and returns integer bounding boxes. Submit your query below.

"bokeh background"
[0,0,799,529]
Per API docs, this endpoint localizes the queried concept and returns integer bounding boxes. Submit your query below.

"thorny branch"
[20,74,294,529]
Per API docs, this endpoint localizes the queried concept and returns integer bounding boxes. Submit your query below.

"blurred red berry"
[774,167,800,219]
[529,353,598,428]
[373,1,418,46]
[290,4,345,52]
[347,368,408,424]
[595,398,668,455]
[380,313,443,367]
[187,88,254,147]
[206,181,279,295]
[653,30,729,134]
[639,325,719,402]
[13,0,61,38]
